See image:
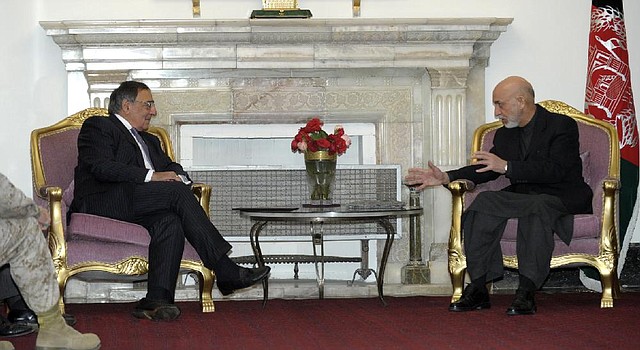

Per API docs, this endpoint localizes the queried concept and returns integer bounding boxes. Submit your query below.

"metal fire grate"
[189,166,400,239]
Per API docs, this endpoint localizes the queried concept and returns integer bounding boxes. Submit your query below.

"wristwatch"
[504,162,508,174]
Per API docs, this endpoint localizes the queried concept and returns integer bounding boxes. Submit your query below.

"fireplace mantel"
[41,18,512,71]
[41,18,513,290]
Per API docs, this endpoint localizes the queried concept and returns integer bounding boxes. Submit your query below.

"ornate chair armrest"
[191,183,212,217]
[446,179,475,302]
[602,177,621,191]
[600,177,620,251]
[40,186,67,263]
[446,179,475,196]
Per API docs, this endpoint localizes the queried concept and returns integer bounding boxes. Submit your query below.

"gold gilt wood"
[353,0,361,17]
[446,100,620,308]
[30,107,215,313]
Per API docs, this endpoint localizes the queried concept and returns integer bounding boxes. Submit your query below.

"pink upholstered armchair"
[447,100,621,308]
[30,108,215,313]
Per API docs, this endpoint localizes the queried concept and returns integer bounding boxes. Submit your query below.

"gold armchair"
[30,108,215,313]
[447,100,620,308]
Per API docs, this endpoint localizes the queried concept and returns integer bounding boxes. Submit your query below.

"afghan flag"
[584,0,639,285]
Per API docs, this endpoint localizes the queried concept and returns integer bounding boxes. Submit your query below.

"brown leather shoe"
[132,298,181,321]
[449,284,491,312]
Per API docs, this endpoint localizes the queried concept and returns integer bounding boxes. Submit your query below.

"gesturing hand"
[404,161,450,191]
[472,151,508,174]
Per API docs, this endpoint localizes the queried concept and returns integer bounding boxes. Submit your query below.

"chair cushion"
[63,180,75,207]
[580,151,592,186]
[68,213,151,246]
[501,214,600,242]
[66,239,202,266]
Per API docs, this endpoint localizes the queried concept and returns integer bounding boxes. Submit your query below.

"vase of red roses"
[291,118,351,204]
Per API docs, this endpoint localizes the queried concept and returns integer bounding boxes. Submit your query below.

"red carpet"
[6,292,640,349]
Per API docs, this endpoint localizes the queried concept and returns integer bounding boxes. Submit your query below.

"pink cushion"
[68,213,151,246]
[66,239,203,266]
[63,180,75,207]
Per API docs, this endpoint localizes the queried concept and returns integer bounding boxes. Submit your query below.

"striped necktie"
[130,128,154,170]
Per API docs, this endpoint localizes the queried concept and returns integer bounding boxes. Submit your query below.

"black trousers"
[0,265,19,300]
[462,191,573,289]
[132,181,232,301]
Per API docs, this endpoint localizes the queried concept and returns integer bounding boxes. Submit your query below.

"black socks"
[518,275,537,292]
[471,275,488,294]
[212,255,241,282]
[6,295,28,312]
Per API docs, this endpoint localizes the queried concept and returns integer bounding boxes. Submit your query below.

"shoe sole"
[132,305,181,321]
[449,302,491,312]
[36,346,101,350]
[506,307,536,316]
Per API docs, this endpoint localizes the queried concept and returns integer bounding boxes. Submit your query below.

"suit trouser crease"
[132,182,232,300]
[462,191,573,289]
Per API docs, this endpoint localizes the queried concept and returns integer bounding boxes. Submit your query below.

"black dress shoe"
[506,289,536,316]
[0,320,35,337]
[217,266,271,296]
[132,298,181,321]
[7,309,38,328]
[449,284,491,312]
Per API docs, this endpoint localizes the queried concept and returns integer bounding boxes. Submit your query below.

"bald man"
[405,76,592,315]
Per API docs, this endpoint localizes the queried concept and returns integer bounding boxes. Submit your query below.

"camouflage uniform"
[0,172,59,313]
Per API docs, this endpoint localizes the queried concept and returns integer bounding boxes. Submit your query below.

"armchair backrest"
[466,100,620,216]
[30,107,175,205]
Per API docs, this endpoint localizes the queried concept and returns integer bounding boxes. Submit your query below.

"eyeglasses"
[134,100,155,109]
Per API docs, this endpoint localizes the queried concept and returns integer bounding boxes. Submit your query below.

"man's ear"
[121,99,132,114]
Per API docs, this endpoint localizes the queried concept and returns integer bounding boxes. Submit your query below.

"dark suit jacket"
[447,104,593,215]
[71,114,190,222]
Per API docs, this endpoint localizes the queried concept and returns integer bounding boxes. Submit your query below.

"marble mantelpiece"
[41,18,512,301]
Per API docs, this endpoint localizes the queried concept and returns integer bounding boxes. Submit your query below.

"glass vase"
[304,150,337,204]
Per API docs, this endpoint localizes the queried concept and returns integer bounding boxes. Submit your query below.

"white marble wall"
[42,18,511,300]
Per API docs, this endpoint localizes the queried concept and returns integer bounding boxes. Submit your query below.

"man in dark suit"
[71,81,270,321]
[404,76,592,315]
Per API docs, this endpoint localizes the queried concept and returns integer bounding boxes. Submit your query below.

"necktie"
[130,128,154,170]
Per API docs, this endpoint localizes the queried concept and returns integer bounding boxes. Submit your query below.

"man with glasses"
[70,81,270,321]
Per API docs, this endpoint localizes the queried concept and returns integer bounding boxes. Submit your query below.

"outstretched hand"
[404,161,450,191]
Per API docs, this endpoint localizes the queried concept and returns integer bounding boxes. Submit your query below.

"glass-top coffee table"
[236,205,422,306]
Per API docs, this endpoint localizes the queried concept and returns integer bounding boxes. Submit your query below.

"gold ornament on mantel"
[192,0,201,18]
[251,0,312,18]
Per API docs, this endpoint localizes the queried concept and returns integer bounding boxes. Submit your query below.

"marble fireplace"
[41,18,512,302]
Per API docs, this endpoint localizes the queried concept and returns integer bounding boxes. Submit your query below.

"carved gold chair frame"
[31,107,215,313]
[447,100,620,308]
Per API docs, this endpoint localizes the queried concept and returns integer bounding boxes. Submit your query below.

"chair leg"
[56,270,69,315]
[449,258,466,303]
[599,266,616,308]
[198,267,215,313]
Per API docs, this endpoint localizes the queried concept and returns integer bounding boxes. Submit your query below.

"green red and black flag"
[585,0,639,280]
